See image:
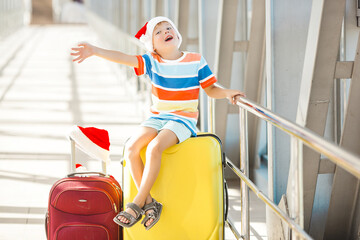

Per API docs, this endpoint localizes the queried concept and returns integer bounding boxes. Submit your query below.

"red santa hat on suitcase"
[135,16,182,52]
[69,125,110,164]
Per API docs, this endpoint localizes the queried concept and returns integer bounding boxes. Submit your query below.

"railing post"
[70,138,76,173]
[297,139,304,230]
[208,98,215,133]
[290,136,304,239]
[265,0,274,201]
[239,107,249,239]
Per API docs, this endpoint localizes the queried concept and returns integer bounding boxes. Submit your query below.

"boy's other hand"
[71,42,95,63]
[227,90,246,105]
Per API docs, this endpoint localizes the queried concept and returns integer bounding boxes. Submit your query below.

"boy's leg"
[132,129,179,226]
[125,126,158,189]
[118,119,190,226]
[117,126,158,224]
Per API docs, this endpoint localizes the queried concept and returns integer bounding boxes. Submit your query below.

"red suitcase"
[46,138,123,240]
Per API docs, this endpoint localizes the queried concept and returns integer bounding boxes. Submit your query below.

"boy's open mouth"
[165,35,173,42]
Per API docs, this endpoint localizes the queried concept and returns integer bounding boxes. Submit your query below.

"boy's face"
[152,21,180,53]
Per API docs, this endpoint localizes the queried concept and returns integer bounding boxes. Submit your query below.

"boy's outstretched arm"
[203,83,245,105]
[71,42,138,68]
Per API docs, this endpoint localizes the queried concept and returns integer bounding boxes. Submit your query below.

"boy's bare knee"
[125,142,141,161]
[146,141,162,160]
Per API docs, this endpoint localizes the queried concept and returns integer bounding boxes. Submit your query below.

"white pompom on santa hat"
[135,16,182,52]
[69,125,110,164]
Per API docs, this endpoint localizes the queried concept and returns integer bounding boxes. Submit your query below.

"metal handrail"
[224,96,360,240]
[226,159,312,240]
[237,97,360,179]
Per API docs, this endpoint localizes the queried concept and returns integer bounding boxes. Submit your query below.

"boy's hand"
[203,84,245,104]
[227,90,246,105]
[71,42,95,63]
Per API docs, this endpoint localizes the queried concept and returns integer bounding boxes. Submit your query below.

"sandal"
[113,202,144,228]
[141,198,163,230]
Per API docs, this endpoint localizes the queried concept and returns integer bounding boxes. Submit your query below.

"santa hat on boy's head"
[135,16,182,52]
[69,126,110,164]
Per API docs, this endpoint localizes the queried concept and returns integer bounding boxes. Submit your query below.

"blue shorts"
[140,118,192,143]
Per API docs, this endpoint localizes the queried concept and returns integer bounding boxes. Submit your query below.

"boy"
[71,16,245,230]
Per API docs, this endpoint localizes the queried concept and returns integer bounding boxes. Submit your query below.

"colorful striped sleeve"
[134,55,144,76]
[198,56,217,88]
[134,53,152,77]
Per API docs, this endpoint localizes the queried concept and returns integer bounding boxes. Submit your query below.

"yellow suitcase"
[122,133,227,240]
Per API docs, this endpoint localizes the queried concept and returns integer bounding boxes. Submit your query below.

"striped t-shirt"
[134,52,217,136]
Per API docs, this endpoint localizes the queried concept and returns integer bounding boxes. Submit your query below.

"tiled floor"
[0,25,267,240]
